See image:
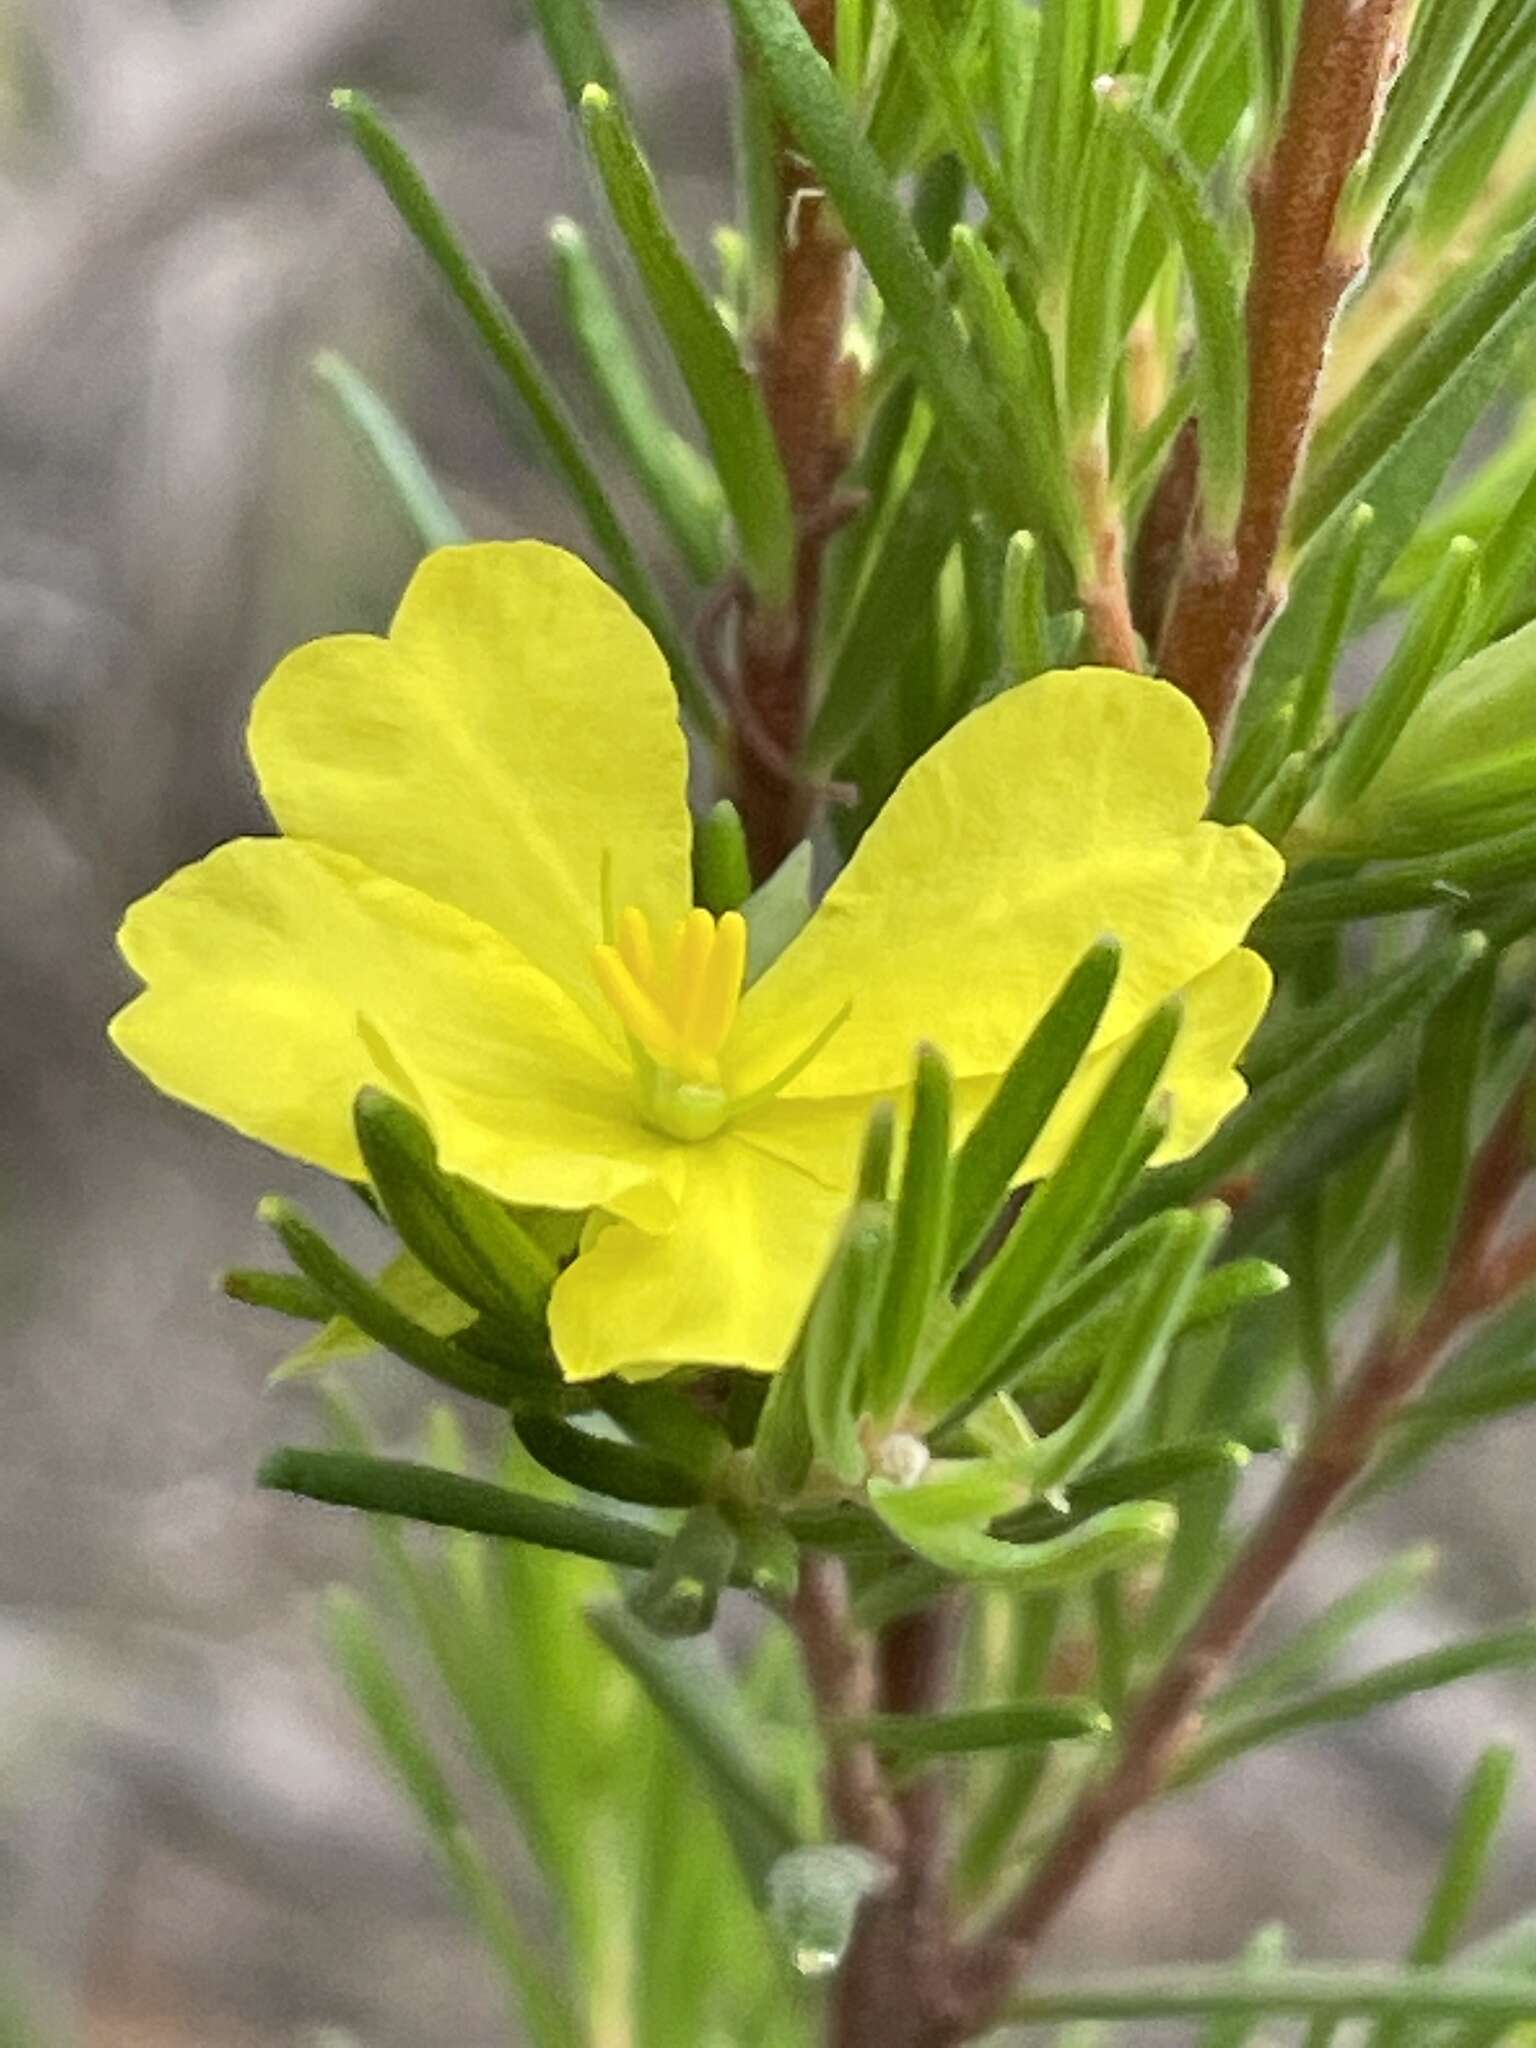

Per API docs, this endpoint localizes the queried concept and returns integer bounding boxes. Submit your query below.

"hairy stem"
[1157,0,1408,734]
[941,1091,1531,2037]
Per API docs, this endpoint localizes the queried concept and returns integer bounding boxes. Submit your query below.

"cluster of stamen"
[593,906,748,1139]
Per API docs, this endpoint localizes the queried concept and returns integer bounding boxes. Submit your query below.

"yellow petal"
[548,1134,845,1381]
[955,945,1275,1180]
[248,542,692,1004]
[732,669,1282,1100]
[111,837,679,1223]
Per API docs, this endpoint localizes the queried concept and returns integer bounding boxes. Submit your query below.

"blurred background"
[4,2,1536,2042]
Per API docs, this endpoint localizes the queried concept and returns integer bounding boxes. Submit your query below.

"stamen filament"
[730,1000,854,1120]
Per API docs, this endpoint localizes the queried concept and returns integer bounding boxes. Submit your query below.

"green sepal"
[352,1089,555,1336]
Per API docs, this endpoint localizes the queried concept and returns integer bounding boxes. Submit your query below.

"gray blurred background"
[4,3,1535,2042]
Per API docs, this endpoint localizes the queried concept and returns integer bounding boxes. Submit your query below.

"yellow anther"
[594,903,754,1133]
[692,910,747,1057]
[592,942,681,1066]
[673,908,718,1055]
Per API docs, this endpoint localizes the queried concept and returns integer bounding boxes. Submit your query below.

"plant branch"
[1157,0,1408,734]
[942,1084,1533,2038]
[732,0,857,878]
[1075,440,1143,671]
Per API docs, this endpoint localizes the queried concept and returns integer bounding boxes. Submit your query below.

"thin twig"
[941,1088,1532,2037]
[732,0,858,877]
[792,1552,905,1863]
[1157,0,1409,734]
[1074,441,1143,671]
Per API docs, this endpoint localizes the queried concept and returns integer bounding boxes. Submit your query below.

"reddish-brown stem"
[940,1090,1532,2037]
[1130,417,1201,653]
[732,0,856,879]
[825,1600,970,2048]
[1157,0,1408,735]
[793,1552,905,1864]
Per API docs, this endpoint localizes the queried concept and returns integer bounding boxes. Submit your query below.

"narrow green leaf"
[887,0,1040,281]
[1397,950,1498,1326]
[1001,529,1051,681]
[947,939,1122,1276]
[1280,213,1536,643]
[1177,1624,1536,1787]
[1211,1544,1441,1719]
[312,350,465,551]
[589,1602,803,1884]
[805,1203,891,1484]
[1305,535,1481,825]
[1264,833,1536,929]
[329,89,713,732]
[221,1267,334,1321]
[837,1697,1111,1758]
[1369,1745,1518,2048]
[868,1046,953,1420]
[1031,1205,1226,1495]
[1122,934,1490,1224]
[921,1003,1182,1422]
[950,225,1083,562]
[1344,0,1503,241]
[723,0,1010,514]
[513,1412,704,1510]
[261,1447,697,1573]
[548,218,727,582]
[808,431,970,768]
[1004,1967,1536,2027]
[523,0,623,106]
[858,1097,898,1203]
[870,1486,1176,1588]
[1291,502,1376,750]
[327,1590,582,2048]
[257,1196,533,1405]
[996,1434,1264,1546]
[1097,82,1247,535]
[352,1089,554,1329]
[579,85,795,605]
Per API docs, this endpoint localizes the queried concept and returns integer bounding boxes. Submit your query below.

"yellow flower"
[110,542,1282,1382]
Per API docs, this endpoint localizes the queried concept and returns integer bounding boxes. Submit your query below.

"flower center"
[593,906,747,1140]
